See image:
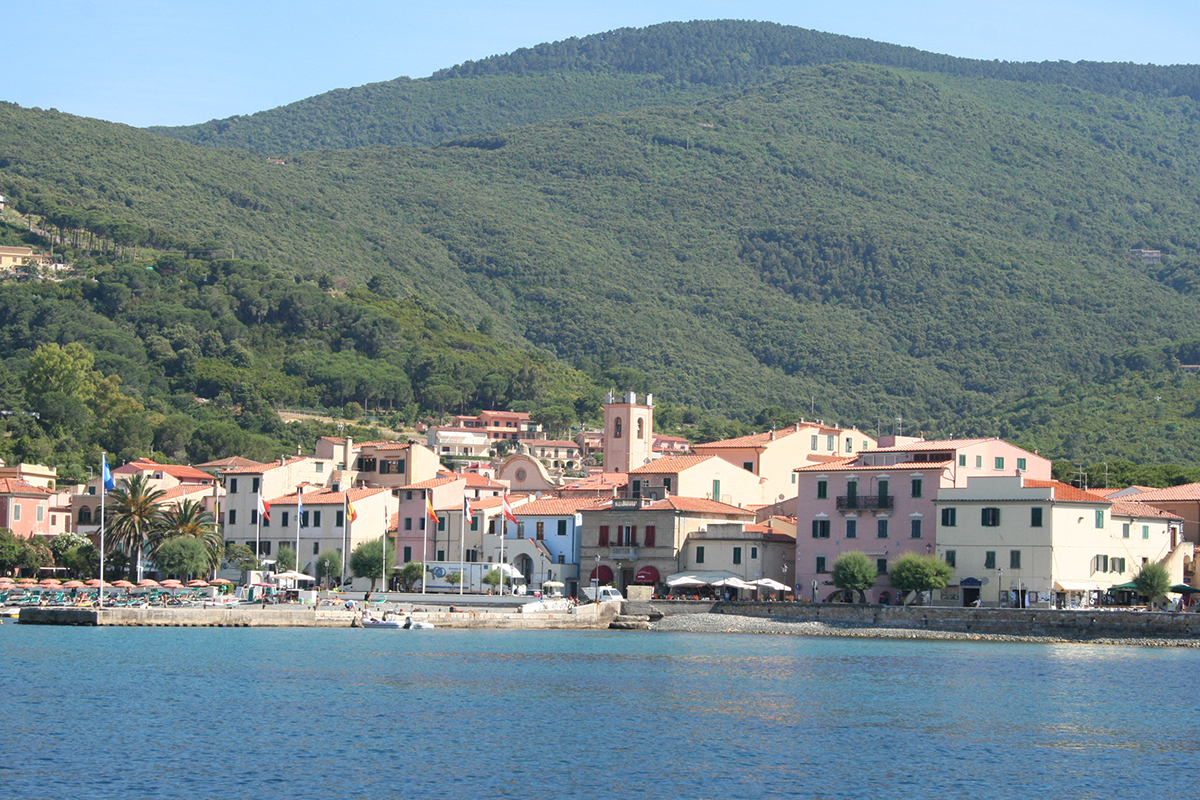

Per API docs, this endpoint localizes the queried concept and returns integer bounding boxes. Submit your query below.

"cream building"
[935,476,1188,608]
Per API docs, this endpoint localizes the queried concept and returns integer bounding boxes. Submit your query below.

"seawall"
[624,600,1200,640]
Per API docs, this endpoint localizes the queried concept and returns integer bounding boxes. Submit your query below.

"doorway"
[962,587,980,607]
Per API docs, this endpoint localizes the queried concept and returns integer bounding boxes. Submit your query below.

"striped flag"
[425,491,439,524]
[501,492,518,525]
[463,495,473,524]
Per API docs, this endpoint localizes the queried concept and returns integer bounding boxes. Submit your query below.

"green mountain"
[150,20,1200,153]
[9,46,1200,465]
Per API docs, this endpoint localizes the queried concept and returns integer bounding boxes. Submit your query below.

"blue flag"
[101,453,115,492]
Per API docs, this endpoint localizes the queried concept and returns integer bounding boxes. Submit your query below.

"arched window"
[78,507,92,524]
[614,417,623,438]
[637,418,645,439]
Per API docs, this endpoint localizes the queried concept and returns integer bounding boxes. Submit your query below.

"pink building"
[394,475,467,565]
[793,437,1051,603]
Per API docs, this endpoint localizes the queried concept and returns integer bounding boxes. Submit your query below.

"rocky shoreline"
[649,612,1200,647]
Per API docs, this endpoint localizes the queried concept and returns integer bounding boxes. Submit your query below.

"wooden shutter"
[630,526,638,546]
[644,525,656,548]
[599,525,609,547]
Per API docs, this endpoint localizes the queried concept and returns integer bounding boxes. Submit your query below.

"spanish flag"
[347,500,358,523]
[425,491,439,524]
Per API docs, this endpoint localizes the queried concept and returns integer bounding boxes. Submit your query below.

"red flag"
[426,491,439,524]
[463,495,474,524]
[258,494,271,522]
[501,493,518,526]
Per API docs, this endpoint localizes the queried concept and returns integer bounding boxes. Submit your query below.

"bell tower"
[602,391,654,473]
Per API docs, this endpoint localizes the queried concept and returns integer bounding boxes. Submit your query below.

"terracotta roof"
[1023,480,1111,504]
[644,496,756,516]
[397,476,463,491]
[513,497,607,516]
[523,439,580,448]
[268,487,390,505]
[118,458,214,482]
[629,455,718,474]
[223,456,311,475]
[0,478,52,496]
[158,485,215,502]
[1123,483,1200,502]
[195,456,267,470]
[866,438,996,453]
[693,428,799,450]
[559,473,628,492]
[458,472,506,488]
[795,459,951,473]
[654,434,691,443]
[1109,499,1183,520]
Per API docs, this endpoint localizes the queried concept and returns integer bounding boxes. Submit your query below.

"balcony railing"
[836,495,893,511]
[609,546,638,560]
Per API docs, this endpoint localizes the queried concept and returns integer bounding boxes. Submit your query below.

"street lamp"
[593,554,600,601]
[997,566,1004,607]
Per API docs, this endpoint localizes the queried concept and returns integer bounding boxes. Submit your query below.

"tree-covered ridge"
[10,66,1200,464]
[150,20,1200,154]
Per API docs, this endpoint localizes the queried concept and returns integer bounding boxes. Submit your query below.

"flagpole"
[255,490,262,573]
[381,505,387,593]
[294,486,302,584]
[459,501,466,597]
[99,452,107,609]
[500,497,507,597]
[421,491,428,595]
[341,492,348,587]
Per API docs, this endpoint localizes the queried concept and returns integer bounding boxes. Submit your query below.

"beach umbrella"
[160,580,183,588]
[112,580,136,588]
[17,578,38,586]
[750,578,791,591]
[187,579,209,588]
[85,579,112,588]
[62,580,86,588]
[39,577,62,585]
[209,578,232,585]
[137,579,160,588]
[1169,584,1200,595]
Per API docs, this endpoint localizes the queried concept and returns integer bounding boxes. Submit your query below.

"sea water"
[0,625,1194,798]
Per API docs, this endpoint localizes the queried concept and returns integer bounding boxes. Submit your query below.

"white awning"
[1053,581,1097,592]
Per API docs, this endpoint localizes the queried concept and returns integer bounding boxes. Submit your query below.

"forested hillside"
[151,20,1200,154]
[9,61,1200,464]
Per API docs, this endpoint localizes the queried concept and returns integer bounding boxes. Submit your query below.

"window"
[812,519,830,539]
[315,463,324,473]
[791,473,797,484]
[379,460,392,475]
[941,508,957,527]
[78,508,92,524]
[663,477,672,493]
[995,457,1005,470]
[312,510,321,527]
[229,478,238,494]
[984,551,996,569]
[228,509,237,525]
[959,455,967,467]
[313,542,320,555]
[336,510,344,527]
[696,546,705,564]
[637,418,645,439]
[945,550,956,568]
[816,480,827,500]
[1122,523,1130,539]
[1113,557,1126,573]
[644,525,656,547]
[557,554,565,564]
[631,480,641,498]
[1017,458,1026,471]
[811,434,818,449]
[1095,554,1109,573]
[1142,525,1150,540]
[712,480,721,500]
[36,506,44,522]
[981,508,1000,527]
[300,511,309,528]
[557,519,567,536]
[846,437,853,452]
[876,558,888,574]
[845,480,857,504]
[975,455,982,468]
[614,417,623,438]
[437,549,445,561]
[438,516,446,532]
[751,546,757,559]
[827,434,835,451]
[250,510,258,525]
[1031,507,1043,527]
[470,516,478,531]
[910,519,922,539]
[403,546,412,562]
[404,518,412,531]
[743,461,754,472]
[733,547,742,565]
[911,478,922,498]
[846,519,857,538]
[251,477,260,493]
[405,491,413,501]
[877,480,889,500]
[281,512,289,528]
[877,519,889,539]
[1009,550,1021,569]
[816,556,827,574]
[536,521,544,540]
[598,526,609,546]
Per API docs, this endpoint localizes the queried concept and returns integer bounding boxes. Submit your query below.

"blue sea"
[0,625,1193,798]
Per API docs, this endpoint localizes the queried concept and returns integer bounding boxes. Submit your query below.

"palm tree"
[154,500,221,575]
[106,473,166,580]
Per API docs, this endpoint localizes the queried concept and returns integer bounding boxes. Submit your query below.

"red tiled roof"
[118,458,214,482]
[397,476,463,491]
[644,496,756,516]
[1023,479,1110,503]
[523,439,580,448]
[0,478,52,496]
[1123,483,1200,502]
[158,485,215,502]
[1109,499,1182,520]
[559,473,628,491]
[223,456,310,475]
[629,455,717,474]
[268,487,389,505]
[194,456,267,470]
[693,428,800,450]
[866,438,996,453]
[514,497,607,516]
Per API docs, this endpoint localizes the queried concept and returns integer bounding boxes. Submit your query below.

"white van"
[582,586,624,603]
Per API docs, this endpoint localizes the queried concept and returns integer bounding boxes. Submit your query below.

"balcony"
[609,546,638,560]
[836,495,893,511]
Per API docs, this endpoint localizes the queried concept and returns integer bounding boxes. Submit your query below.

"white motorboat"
[361,615,434,629]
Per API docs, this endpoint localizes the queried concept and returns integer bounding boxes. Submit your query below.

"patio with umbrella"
[1169,584,1200,595]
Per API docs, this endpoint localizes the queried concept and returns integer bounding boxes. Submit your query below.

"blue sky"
[7,1,1197,128]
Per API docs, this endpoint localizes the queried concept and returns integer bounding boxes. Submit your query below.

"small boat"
[361,615,433,629]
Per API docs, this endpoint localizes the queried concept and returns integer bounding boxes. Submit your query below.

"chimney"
[343,436,354,471]
[645,393,653,406]
[625,391,636,404]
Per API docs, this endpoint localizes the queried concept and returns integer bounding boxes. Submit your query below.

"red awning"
[634,565,660,584]
[589,565,614,583]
